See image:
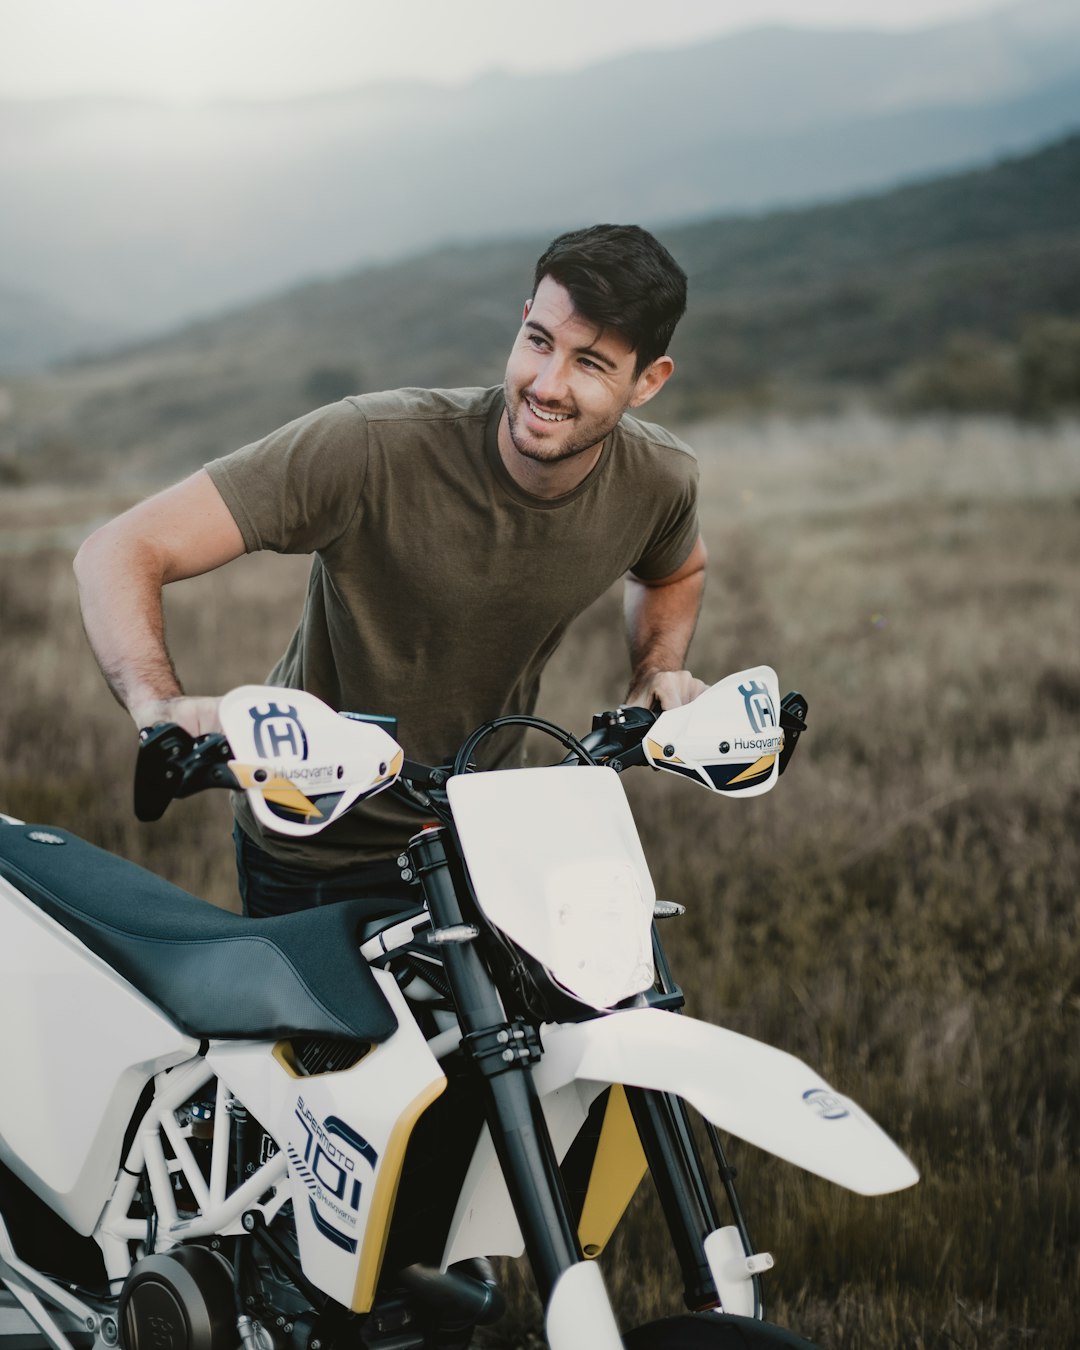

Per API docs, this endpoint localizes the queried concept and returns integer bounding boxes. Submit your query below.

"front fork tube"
[639,926,765,1318]
[409,827,582,1306]
[625,1087,721,1311]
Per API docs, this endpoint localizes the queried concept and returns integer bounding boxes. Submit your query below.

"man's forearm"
[623,540,707,709]
[73,471,247,734]
[625,570,704,680]
[74,528,184,716]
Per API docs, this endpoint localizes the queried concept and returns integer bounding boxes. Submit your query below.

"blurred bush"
[1018,315,1080,416]
[893,316,1080,417]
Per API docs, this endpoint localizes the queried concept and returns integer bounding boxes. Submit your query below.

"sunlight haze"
[2,0,1019,101]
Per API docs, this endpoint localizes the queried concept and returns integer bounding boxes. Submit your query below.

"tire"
[624,1313,821,1349]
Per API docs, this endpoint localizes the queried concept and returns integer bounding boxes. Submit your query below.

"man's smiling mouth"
[526,396,572,423]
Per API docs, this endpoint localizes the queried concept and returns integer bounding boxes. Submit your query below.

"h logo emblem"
[250,702,309,760]
[738,680,776,734]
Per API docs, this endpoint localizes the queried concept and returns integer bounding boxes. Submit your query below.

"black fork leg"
[409,827,582,1304]
[625,1087,722,1311]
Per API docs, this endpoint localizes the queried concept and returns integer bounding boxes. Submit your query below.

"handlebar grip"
[134,724,194,821]
[134,725,238,822]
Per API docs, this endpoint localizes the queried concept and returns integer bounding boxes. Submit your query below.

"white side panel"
[208,971,445,1312]
[545,1261,623,1350]
[0,878,198,1234]
[538,1009,919,1196]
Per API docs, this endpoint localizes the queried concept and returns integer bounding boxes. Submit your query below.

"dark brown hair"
[533,224,688,374]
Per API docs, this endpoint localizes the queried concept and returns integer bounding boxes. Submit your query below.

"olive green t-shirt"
[206,386,698,866]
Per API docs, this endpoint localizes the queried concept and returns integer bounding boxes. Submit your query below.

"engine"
[118,1246,236,1350]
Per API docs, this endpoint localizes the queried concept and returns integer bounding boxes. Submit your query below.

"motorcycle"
[0,667,917,1350]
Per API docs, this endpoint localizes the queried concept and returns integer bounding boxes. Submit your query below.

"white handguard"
[644,665,784,797]
[220,685,403,837]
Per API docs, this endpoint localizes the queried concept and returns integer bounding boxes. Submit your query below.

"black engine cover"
[119,1246,235,1350]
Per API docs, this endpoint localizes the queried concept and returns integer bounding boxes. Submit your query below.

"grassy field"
[1,410,1078,1347]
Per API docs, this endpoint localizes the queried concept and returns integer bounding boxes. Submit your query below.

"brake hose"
[452,714,597,779]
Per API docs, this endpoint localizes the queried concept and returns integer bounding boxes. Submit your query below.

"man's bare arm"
[73,469,246,734]
[624,534,708,710]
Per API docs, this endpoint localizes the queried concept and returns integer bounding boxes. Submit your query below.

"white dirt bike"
[0,667,917,1350]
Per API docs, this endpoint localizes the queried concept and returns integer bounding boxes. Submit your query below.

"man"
[74,224,708,916]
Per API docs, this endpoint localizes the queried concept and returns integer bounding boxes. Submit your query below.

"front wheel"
[624,1313,821,1349]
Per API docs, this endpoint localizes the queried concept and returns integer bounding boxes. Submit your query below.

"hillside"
[2,131,1079,484]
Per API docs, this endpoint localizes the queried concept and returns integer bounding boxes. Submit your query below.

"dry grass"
[2,409,1078,1347]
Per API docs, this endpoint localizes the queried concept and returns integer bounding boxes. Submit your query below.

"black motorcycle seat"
[0,822,401,1044]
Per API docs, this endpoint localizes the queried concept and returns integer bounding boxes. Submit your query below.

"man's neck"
[496,412,604,500]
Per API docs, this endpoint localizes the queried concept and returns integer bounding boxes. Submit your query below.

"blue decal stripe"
[324,1115,379,1167]
[308,1198,358,1253]
[287,1146,318,1189]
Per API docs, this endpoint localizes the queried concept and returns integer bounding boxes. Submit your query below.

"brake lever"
[574,704,658,770]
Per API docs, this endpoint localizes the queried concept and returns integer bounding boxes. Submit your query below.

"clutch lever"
[134,723,238,821]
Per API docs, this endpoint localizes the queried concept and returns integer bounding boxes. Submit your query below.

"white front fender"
[442,1007,917,1270]
[540,1008,919,1196]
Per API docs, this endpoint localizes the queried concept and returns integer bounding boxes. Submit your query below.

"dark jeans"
[233,824,417,919]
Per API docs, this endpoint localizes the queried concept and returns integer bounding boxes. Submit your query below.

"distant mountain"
[1,0,1079,352]
[0,286,124,372]
[4,129,1077,484]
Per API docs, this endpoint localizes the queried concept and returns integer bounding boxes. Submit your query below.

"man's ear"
[522,297,532,322]
[629,355,675,408]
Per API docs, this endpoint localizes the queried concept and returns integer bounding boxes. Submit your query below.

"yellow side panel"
[350,1076,447,1312]
[577,1085,648,1258]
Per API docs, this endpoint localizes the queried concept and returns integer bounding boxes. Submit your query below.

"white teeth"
[527,398,570,422]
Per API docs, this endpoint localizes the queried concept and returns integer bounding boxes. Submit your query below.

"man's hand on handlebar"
[625,669,707,712]
[130,695,223,737]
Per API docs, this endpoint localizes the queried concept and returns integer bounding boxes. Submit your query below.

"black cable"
[452,714,596,779]
[35,1274,123,1303]
[402,950,453,999]
[703,1123,764,1321]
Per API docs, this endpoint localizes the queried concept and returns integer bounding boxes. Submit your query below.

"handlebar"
[133,691,808,823]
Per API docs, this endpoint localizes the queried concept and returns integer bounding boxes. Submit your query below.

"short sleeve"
[205,401,368,554]
[628,453,700,581]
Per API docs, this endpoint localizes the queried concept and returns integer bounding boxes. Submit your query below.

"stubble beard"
[504,382,624,466]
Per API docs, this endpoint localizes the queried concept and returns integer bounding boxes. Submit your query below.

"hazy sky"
[2,0,1017,101]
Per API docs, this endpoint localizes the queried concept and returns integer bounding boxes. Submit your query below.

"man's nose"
[530,356,569,404]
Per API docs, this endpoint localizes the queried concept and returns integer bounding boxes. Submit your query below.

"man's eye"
[579,358,599,371]
[528,334,548,349]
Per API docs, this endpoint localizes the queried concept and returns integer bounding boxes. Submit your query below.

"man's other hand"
[131,696,223,738]
[625,669,707,712]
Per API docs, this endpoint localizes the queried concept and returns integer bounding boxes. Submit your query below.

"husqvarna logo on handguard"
[249,702,309,760]
[739,680,777,734]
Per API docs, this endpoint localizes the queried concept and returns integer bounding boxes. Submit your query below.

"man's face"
[502,276,663,466]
